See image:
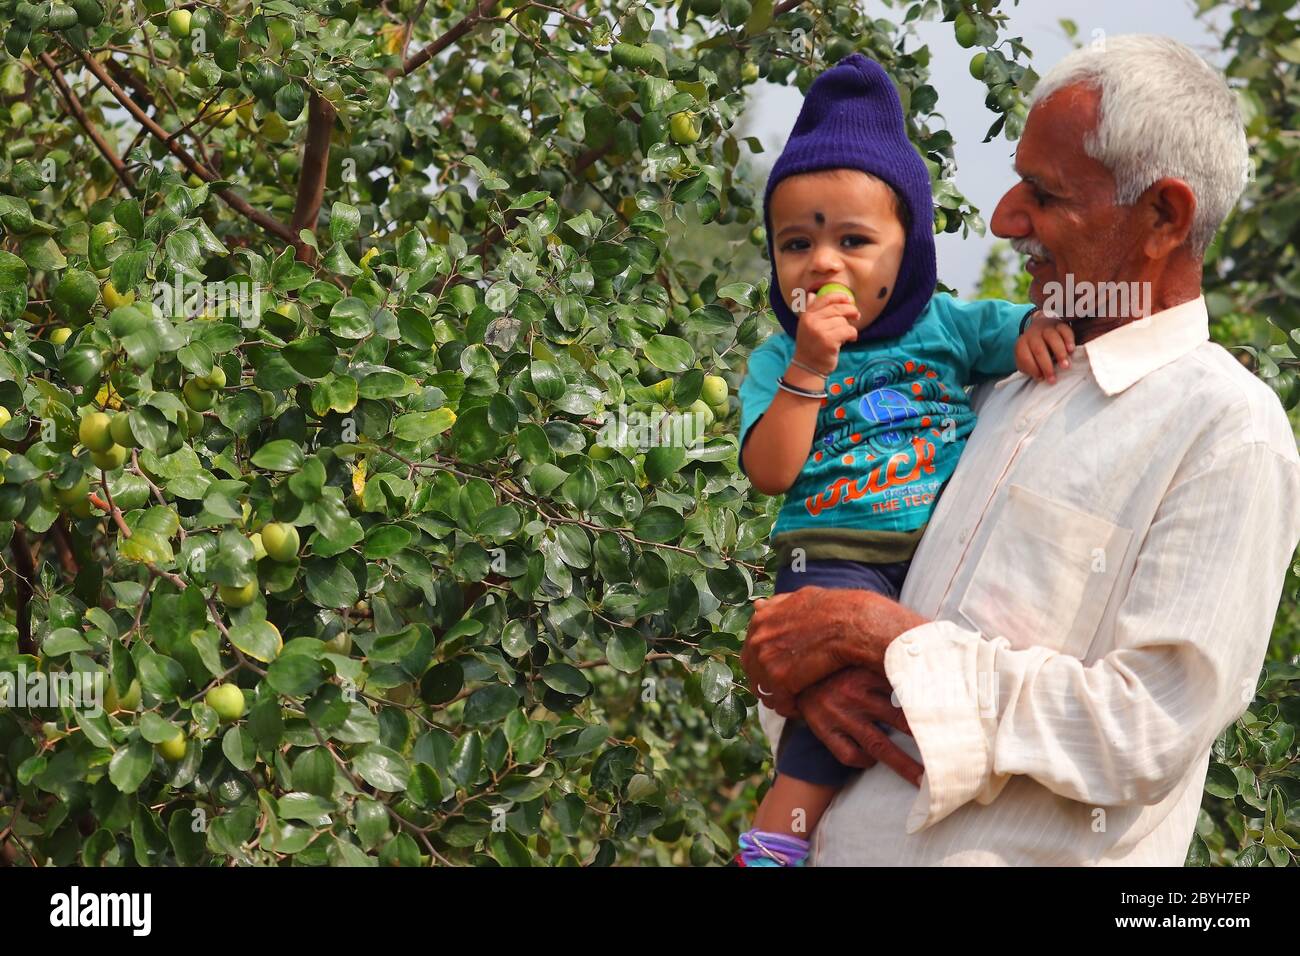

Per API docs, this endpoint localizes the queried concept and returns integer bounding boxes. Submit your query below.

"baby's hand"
[793,289,860,375]
[1015,312,1075,384]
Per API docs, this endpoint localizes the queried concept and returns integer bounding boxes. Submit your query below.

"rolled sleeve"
[884,620,1009,833]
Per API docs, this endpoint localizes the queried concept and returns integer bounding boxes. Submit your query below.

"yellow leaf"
[381,23,407,56]
[95,382,124,410]
[352,458,367,500]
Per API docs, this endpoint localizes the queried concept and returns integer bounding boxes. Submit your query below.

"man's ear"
[1140,177,1197,259]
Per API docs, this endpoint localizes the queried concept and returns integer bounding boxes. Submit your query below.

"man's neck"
[1064,271,1202,346]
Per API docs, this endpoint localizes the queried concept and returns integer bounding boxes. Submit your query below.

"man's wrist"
[833,590,927,672]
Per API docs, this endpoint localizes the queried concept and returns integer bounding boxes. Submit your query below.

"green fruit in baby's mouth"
[815,282,856,302]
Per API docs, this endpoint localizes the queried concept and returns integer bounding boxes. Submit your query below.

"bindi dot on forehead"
[813,211,825,226]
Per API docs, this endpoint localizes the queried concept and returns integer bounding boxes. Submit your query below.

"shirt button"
[898,633,913,645]
[907,645,922,657]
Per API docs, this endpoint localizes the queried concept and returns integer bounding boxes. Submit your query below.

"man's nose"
[990,184,1030,239]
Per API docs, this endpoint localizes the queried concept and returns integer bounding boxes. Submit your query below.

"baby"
[734,54,1071,867]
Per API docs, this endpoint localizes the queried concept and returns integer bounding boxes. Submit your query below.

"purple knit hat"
[762,53,937,346]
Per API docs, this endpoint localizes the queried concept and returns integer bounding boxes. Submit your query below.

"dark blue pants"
[772,558,911,787]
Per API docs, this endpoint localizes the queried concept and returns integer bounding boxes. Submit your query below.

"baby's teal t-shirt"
[738,292,1034,564]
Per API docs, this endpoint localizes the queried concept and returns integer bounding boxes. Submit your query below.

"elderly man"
[742,34,1300,865]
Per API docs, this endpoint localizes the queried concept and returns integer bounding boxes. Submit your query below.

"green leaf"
[282,337,337,379]
[251,439,305,472]
[363,525,413,559]
[463,684,521,725]
[541,663,591,697]
[633,506,684,542]
[0,251,29,322]
[643,334,695,373]
[354,745,411,792]
[267,654,328,697]
[393,408,456,441]
[330,202,361,243]
[109,737,154,794]
[450,405,504,465]
[292,748,336,797]
[228,621,283,663]
[20,235,66,271]
[368,624,423,663]
[304,558,360,609]
[329,297,375,338]
[137,653,190,700]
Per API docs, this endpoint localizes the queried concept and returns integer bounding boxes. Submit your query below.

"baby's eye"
[780,235,873,253]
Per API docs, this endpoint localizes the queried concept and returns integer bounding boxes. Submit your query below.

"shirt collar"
[1081,294,1209,396]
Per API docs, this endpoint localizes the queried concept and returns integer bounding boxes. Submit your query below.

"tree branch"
[289,91,338,263]
[40,52,139,194]
[401,0,501,76]
[73,47,298,248]
[48,519,80,579]
[9,528,38,656]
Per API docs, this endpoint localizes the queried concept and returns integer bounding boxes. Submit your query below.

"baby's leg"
[752,773,838,836]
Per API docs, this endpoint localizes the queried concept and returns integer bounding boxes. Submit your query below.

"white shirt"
[756,295,1300,865]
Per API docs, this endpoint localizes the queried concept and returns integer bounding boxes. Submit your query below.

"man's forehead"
[1015,83,1105,186]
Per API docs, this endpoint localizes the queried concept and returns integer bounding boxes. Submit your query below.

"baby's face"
[770,169,907,331]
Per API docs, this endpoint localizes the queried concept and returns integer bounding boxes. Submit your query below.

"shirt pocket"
[957,483,1132,659]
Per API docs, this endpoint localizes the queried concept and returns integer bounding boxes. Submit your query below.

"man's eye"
[1032,189,1053,206]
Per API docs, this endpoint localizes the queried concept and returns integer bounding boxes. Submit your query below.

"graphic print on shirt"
[802,355,959,521]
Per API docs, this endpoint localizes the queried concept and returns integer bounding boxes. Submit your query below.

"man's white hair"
[1029,34,1249,256]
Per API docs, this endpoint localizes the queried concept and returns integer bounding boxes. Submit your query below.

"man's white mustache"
[1010,238,1052,261]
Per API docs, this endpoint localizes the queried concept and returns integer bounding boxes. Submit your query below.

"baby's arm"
[1015,313,1076,384]
[742,292,860,495]
[742,365,827,495]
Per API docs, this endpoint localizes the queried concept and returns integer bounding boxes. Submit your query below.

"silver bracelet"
[789,357,832,378]
[777,377,828,399]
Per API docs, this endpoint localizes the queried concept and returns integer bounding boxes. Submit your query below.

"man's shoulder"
[1180,343,1300,466]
